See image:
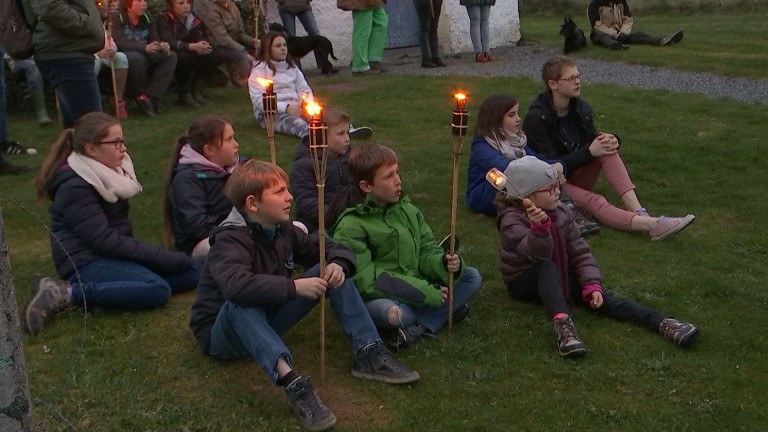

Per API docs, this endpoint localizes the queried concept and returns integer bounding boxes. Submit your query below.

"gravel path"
[382,43,768,105]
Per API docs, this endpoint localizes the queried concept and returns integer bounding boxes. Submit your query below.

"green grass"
[3,10,768,431]
[521,10,768,79]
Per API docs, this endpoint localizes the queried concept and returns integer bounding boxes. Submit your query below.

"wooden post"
[0,203,34,431]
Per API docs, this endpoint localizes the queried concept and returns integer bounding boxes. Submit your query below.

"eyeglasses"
[94,138,126,150]
[557,73,582,84]
[536,183,561,195]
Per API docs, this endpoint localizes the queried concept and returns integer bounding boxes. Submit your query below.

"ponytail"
[162,135,189,246]
[34,129,76,200]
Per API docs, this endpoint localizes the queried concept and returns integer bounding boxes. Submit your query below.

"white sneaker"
[348,124,373,140]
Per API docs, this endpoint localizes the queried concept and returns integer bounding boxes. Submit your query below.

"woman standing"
[460,0,495,62]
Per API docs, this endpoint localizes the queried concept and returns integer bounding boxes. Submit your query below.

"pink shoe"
[475,52,487,63]
[117,99,128,119]
[649,215,695,241]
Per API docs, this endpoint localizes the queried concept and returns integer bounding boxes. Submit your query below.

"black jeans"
[507,260,667,330]
[413,0,443,62]
[124,51,178,99]
[591,31,660,49]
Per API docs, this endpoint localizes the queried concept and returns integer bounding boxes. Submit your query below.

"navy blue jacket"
[189,209,356,351]
[49,166,192,278]
[289,135,352,232]
[168,161,235,254]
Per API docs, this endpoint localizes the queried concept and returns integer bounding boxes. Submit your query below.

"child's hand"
[589,291,603,309]
[294,277,328,299]
[444,253,460,273]
[323,263,346,288]
[526,205,549,224]
[440,286,449,303]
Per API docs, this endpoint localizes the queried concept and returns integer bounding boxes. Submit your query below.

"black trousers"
[124,51,177,99]
[507,260,668,330]
[175,51,217,94]
[591,31,660,49]
[413,0,443,61]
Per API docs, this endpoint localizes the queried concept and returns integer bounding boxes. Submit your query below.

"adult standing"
[24,0,104,128]
[337,0,388,76]
[194,0,257,87]
[460,0,495,63]
[276,0,323,69]
[413,0,446,68]
[0,45,31,175]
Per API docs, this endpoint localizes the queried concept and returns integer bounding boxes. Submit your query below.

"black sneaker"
[284,376,337,432]
[659,318,698,348]
[388,323,435,352]
[0,160,32,175]
[1,140,37,155]
[553,315,587,357]
[352,341,420,384]
[25,277,71,335]
[659,30,684,46]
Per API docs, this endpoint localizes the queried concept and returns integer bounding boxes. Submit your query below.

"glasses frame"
[94,138,126,150]
[557,73,582,85]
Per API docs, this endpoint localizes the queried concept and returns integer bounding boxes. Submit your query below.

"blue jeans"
[8,58,45,92]
[278,10,322,67]
[465,5,491,53]
[205,264,380,383]
[36,57,102,128]
[365,267,482,334]
[69,258,201,309]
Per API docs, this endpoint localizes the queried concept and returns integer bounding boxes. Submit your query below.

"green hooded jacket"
[332,196,465,308]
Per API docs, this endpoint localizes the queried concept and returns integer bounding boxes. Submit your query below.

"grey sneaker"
[567,202,600,237]
[659,30,684,46]
[659,318,699,348]
[388,323,435,352]
[284,376,337,432]
[553,315,587,357]
[25,277,71,335]
[649,214,695,241]
[352,341,420,384]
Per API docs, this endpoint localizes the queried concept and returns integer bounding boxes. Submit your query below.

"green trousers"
[352,7,389,72]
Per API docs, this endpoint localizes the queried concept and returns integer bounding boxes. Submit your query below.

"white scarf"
[484,130,528,161]
[67,152,143,203]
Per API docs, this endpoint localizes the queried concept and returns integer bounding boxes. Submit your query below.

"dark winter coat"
[112,12,158,53]
[289,135,352,233]
[23,0,104,60]
[495,201,600,287]
[154,11,210,51]
[168,162,235,255]
[189,208,356,350]
[48,166,192,279]
[588,0,634,39]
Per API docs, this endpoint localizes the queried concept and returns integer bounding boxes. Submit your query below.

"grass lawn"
[2,10,768,432]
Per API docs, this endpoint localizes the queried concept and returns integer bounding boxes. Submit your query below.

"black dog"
[268,22,339,75]
[560,17,587,54]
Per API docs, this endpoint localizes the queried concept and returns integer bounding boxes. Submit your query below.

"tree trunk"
[0,203,34,431]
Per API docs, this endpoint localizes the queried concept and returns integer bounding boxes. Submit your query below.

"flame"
[255,77,274,87]
[486,168,507,187]
[454,92,467,101]
[305,101,322,118]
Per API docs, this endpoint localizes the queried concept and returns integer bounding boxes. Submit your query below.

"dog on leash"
[268,22,339,75]
[560,17,587,54]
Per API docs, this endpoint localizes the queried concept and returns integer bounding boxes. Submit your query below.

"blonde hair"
[225,160,288,210]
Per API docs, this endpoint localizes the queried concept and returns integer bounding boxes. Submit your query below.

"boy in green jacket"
[332,143,482,351]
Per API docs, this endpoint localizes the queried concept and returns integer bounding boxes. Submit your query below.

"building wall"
[265,1,520,68]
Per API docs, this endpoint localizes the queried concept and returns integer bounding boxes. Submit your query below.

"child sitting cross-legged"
[331,143,482,352]
[189,160,419,432]
[495,156,699,357]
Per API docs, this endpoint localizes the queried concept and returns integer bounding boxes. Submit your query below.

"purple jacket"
[496,201,601,299]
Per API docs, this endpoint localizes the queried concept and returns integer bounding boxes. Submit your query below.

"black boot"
[191,72,208,105]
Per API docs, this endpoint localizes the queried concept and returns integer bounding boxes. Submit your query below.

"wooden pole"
[448,94,468,329]
[252,0,260,40]
[0,203,34,431]
[105,18,120,119]
[259,81,277,164]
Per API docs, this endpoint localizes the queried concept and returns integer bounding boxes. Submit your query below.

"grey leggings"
[465,5,491,52]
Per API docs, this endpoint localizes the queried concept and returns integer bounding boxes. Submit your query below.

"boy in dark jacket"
[189,159,419,432]
[495,156,698,357]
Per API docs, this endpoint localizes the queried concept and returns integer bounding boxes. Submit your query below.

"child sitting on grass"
[495,156,699,357]
[290,105,354,233]
[189,159,419,432]
[332,143,482,351]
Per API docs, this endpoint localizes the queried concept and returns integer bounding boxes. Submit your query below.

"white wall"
[265,1,520,67]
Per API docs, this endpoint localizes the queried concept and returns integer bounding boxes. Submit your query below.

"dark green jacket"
[24,0,104,60]
[332,196,464,308]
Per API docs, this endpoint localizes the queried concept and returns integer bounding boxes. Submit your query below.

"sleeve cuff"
[581,283,603,302]
[530,219,551,233]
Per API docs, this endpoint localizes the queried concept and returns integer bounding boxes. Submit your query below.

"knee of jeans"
[460,267,482,291]
[145,283,173,307]
[387,304,403,326]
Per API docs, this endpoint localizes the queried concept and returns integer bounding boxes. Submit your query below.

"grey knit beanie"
[502,156,559,197]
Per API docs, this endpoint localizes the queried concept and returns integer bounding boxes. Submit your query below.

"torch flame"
[255,77,274,87]
[486,168,507,188]
[454,92,467,101]
[305,101,323,118]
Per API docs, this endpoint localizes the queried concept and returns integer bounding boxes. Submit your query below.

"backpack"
[0,0,33,59]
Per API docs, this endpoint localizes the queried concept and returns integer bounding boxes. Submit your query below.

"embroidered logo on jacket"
[285,254,294,270]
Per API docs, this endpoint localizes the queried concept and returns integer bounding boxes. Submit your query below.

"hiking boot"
[659,30,684,46]
[421,59,438,68]
[369,61,387,73]
[135,94,156,117]
[0,160,32,175]
[25,277,71,335]
[1,140,37,155]
[352,340,420,384]
[567,202,600,237]
[649,214,695,241]
[284,376,337,432]
[348,124,373,140]
[659,318,698,348]
[553,315,587,357]
[388,323,435,352]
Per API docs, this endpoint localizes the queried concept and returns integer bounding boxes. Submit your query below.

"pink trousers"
[563,152,636,231]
